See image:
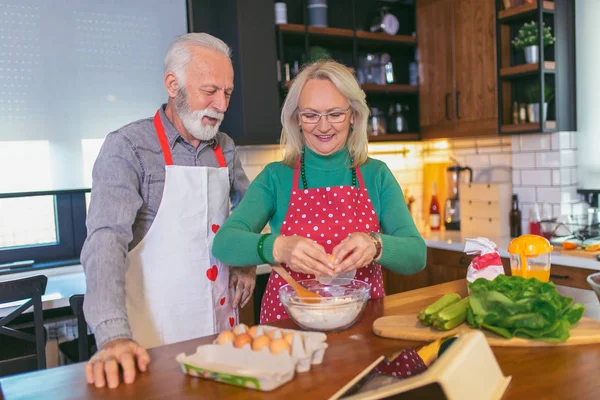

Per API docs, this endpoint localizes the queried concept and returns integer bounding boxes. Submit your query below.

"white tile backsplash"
[550,133,560,150]
[537,187,562,204]
[512,153,536,169]
[520,134,552,151]
[467,154,491,168]
[513,186,537,203]
[521,169,552,186]
[535,151,561,168]
[489,153,512,167]
[559,131,573,150]
[511,135,521,152]
[512,170,521,185]
[552,169,561,186]
[560,169,572,185]
[561,150,577,168]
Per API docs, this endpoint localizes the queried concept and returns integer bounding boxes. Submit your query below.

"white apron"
[124,110,237,349]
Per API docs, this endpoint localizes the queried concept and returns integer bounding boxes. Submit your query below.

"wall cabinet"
[417,0,498,139]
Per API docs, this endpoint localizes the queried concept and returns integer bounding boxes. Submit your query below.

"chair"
[0,275,48,377]
[58,295,96,363]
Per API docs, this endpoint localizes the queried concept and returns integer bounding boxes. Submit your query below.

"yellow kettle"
[508,235,553,282]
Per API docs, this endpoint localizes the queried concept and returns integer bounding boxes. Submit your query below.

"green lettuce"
[467,275,585,342]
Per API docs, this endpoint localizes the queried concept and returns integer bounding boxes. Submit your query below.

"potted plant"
[512,21,555,64]
[524,82,554,123]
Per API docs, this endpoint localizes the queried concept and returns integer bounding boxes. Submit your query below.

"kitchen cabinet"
[417,0,498,139]
[416,0,455,138]
[188,0,282,145]
[383,247,597,295]
[495,0,576,134]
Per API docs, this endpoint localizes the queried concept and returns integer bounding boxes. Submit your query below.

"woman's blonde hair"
[280,60,370,168]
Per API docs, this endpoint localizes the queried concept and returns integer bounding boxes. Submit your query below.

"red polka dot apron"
[260,160,385,324]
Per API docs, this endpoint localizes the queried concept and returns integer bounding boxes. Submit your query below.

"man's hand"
[85,338,150,389]
[229,266,257,308]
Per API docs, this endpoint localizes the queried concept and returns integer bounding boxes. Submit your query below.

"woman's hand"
[331,233,377,273]
[272,236,334,277]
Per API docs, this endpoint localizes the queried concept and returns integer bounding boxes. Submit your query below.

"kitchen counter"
[2,279,599,399]
[421,230,600,271]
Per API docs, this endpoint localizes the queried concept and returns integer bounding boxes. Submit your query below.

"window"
[0,0,187,267]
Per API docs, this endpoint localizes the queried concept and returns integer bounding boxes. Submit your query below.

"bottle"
[510,194,522,238]
[519,104,527,124]
[512,101,519,125]
[529,202,542,236]
[429,182,441,231]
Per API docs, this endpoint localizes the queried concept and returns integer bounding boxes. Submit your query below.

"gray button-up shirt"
[81,105,250,348]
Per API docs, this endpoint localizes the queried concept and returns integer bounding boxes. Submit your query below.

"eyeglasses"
[298,107,351,124]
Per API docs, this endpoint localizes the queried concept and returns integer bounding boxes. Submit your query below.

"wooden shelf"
[277,24,354,38]
[277,23,305,34]
[498,1,555,23]
[368,133,420,142]
[356,31,416,45]
[500,121,557,134]
[361,84,418,94]
[500,61,556,78]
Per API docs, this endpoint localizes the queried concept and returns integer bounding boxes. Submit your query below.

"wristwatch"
[366,232,383,261]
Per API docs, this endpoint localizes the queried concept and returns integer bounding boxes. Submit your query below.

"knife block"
[329,330,511,400]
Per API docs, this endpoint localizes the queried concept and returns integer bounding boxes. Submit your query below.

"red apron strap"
[213,143,227,168]
[153,111,173,166]
[355,166,366,189]
[293,158,301,189]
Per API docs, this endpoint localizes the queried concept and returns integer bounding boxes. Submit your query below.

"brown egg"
[269,338,291,355]
[216,330,236,345]
[233,333,253,349]
[233,323,248,335]
[283,332,295,345]
[252,335,271,351]
[248,325,258,338]
[267,329,282,340]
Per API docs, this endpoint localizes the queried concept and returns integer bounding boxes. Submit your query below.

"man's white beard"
[174,88,224,141]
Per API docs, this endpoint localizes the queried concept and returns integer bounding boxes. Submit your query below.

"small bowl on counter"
[279,278,371,332]
[587,272,600,302]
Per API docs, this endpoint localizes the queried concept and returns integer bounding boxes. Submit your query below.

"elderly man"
[81,33,254,388]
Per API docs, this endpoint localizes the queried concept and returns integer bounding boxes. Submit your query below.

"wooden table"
[1,280,599,399]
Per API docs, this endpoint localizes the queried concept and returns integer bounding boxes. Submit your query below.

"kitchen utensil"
[330,330,511,400]
[278,278,370,332]
[587,272,600,302]
[274,2,287,24]
[369,6,400,35]
[308,0,328,27]
[373,313,600,347]
[272,265,321,302]
[508,234,553,282]
[443,160,472,230]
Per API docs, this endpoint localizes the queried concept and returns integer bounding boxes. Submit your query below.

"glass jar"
[508,234,553,282]
[368,107,387,136]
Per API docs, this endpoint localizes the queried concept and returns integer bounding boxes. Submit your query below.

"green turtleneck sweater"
[212,147,426,275]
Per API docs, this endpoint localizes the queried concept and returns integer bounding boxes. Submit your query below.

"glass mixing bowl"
[278,278,371,332]
[587,272,600,302]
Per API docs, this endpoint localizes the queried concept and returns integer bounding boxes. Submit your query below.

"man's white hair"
[163,33,232,86]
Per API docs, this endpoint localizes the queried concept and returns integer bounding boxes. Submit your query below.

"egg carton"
[216,324,328,373]
[176,324,328,391]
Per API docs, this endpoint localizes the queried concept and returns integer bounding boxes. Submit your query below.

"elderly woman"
[213,60,426,324]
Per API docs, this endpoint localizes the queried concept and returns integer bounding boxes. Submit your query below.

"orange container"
[507,235,553,282]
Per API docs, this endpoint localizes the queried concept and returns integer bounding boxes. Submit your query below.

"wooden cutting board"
[373,313,600,347]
